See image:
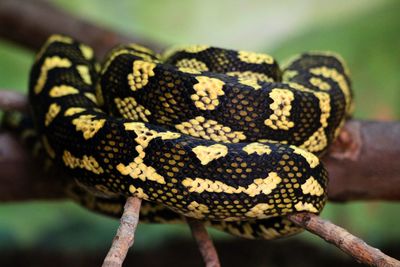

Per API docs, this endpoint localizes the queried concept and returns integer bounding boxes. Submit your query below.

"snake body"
[27,35,352,239]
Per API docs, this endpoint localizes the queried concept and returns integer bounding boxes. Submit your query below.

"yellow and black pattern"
[27,35,352,240]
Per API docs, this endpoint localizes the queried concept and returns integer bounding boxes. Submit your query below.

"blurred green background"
[0,0,399,262]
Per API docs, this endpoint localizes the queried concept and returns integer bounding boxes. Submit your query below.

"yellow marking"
[300,92,331,152]
[72,114,106,139]
[186,201,209,219]
[127,60,156,91]
[65,107,86,116]
[300,128,328,153]
[310,77,331,90]
[84,92,98,104]
[264,88,295,130]
[183,45,209,53]
[114,97,151,122]
[282,70,298,80]
[242,223,255,238]
[192,144,228,165]
[259,225,281,239]
[227,70,275,90]
[162,45,209,60]
[192,76,225,110]
[102,49,157,75]
[127,43,155,54]
[34,57,72,94]
[117,122,180,184]
[175,116,246,143]
[35,35,73,61]
[215,222,255,239]
[237,77,261,89]
[227,71,274,83]
[258,139,288,145]
[175,58,209,71]
[242,142,272,155]
[76,65,92,85]
[238,50,274,64]
[129,185,150,199]
[301,177,324,196]
[44,103,61,126]
[310,66,351,110]
[182,172,281,197]
[42,136,55,159]
[307,51,351,76]
[62,150,104,174]
[95,83,105,106]
[290,145,319,168]
[288,82,314,93]
[315,92,331,128]
[245,203,274,219]
[49,85,79,97]
[294,201,318,213]
[179,67,202,74]
[79,44,94,60]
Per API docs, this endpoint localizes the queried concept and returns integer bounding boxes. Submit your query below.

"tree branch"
[1,92,399,202]
[0,0,164,57]
[187,218,221,267]
[102,197,142,267]
[0,1,399,265]
[287,213,400,266]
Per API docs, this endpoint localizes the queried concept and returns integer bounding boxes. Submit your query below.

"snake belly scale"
[28,35,352,239]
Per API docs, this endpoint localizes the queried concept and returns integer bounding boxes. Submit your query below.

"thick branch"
[324,120,400,201]
[0,0,164,57]
[1,0,399,202]
[287,213,400,266]
[102,197,142,267]
[187,218,221,267]
[1,91,399,202]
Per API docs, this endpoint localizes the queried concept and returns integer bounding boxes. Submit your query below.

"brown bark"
[187,218,221,267]
[0,0,164,57]
[102,197,142,267]
[324,120,400,201]
[0,1,399,265]
[1,98,399,202]
[287,213,400,266]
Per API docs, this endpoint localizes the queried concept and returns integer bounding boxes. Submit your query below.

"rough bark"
[187,218,221,267]
[102,197,142,267]
[287,213,400,266]
[0,0,164,57]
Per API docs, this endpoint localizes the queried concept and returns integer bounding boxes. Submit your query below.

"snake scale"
[25,34,352,239]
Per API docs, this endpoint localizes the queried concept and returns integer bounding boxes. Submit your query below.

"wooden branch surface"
[187,218,221,267]
[0,0,164,57]
[1,114,399,202]
[287,213,400,266]
[1,1,399,266]
[102,197,142,267]
[1,0,399,202]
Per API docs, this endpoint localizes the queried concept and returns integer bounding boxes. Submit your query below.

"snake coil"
[28,35,352,239]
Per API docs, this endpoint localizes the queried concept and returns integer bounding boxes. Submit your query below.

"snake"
[16,34,353,240]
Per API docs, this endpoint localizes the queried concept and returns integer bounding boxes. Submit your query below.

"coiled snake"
[26,35,352,239]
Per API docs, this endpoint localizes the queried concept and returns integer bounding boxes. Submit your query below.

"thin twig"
[187,218,221,267]
[102,197,142,267]
[287,213,400,266]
